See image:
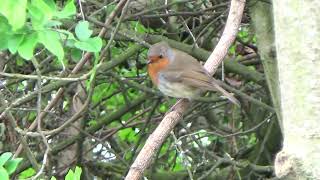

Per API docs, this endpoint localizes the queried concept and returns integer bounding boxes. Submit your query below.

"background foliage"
[0,0,280,179]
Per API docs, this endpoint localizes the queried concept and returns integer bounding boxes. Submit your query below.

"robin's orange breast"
[147,57,170,85]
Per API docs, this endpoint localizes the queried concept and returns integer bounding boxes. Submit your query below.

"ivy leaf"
[27,3,46,28]
[0,0,27,30]
[0,36,9,51]
[18,32,38,60]
[70,49,82,62]
[65,169,74,180]
[30,0,55,20]
[8,34,25,54]
[75,21,92,41]
[118,128,137,142]
[4,158,23,175]
[74,166,82,180]
[74,37,102,52]
[0,152,12,166]
[0,16,11,33]
[43,0,57,11]
[0,16,11,50]
[46,20,63,27]
[55,0,76,19]
[38,30,64,60]
[0,166,9,180]
[18,167,35,179]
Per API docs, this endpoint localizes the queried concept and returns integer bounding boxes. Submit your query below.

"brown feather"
[159,70,239,105]
[163,48,239,105]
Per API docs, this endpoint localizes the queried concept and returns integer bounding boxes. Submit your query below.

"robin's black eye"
[159,55,163,58]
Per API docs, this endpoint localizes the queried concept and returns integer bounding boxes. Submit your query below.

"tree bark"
[272,0,320,178]
[250,0,282,131]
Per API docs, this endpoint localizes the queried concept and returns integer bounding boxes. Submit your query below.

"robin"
[147,41,239,105]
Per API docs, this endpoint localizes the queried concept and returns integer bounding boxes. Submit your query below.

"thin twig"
[180,16,199,48]
[198,159,224,180]
[100,0,131,62]
[31,58,51,179]
[171,132,194,180]
[0,93,40,170]
[177,113,274,141]
[0,72,90,81]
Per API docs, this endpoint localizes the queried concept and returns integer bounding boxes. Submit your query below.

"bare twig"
[180,17,199,48]
[198,159,224,180]
[0,93,40,171]
[31,148,49,180]
[171,132,194,180]
[177,113,274,141]
[125,0,246,179]
[100,0,131,61]
[0,72,90,81]
[30,58,51,179]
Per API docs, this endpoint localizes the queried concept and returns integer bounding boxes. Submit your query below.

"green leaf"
[50,176,57,180]
[4,158,23,175]
[65,169,74,180]
[0,36,9,51]
[0,0,27,30]
[0,17,11,50]
[18,32,38,60]
[18,167,35,179]
[75,21,92,41]
[0,16,11,33]
[27,3,46,28]
[0,152,12,166]
[16,58,25,66]
[28,0,58,28]
[56,0,76,19]
[46,20,62,27]
[172,157,184,171]
[74,37,102,52]
[131,21,147,34]
[248,133,257,145]
[0,166,9,180]
[56,29,76,40]
[43,0,57,11]
[38,30,64,60]
[70,49,82,62]
[74,166,82,180]
[8,34,25,54]
[118,128,137,142]
[31,0,55,20]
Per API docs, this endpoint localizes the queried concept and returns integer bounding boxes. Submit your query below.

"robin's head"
[147,42,172,85]
[147,41,173,64]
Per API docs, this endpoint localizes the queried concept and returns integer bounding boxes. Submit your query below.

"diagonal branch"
[125,0,246,179]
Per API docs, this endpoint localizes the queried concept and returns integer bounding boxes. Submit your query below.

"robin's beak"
[147,56,159,64]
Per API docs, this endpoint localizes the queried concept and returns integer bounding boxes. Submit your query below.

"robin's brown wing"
[164,48,239,105]
[159,69,240,105]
